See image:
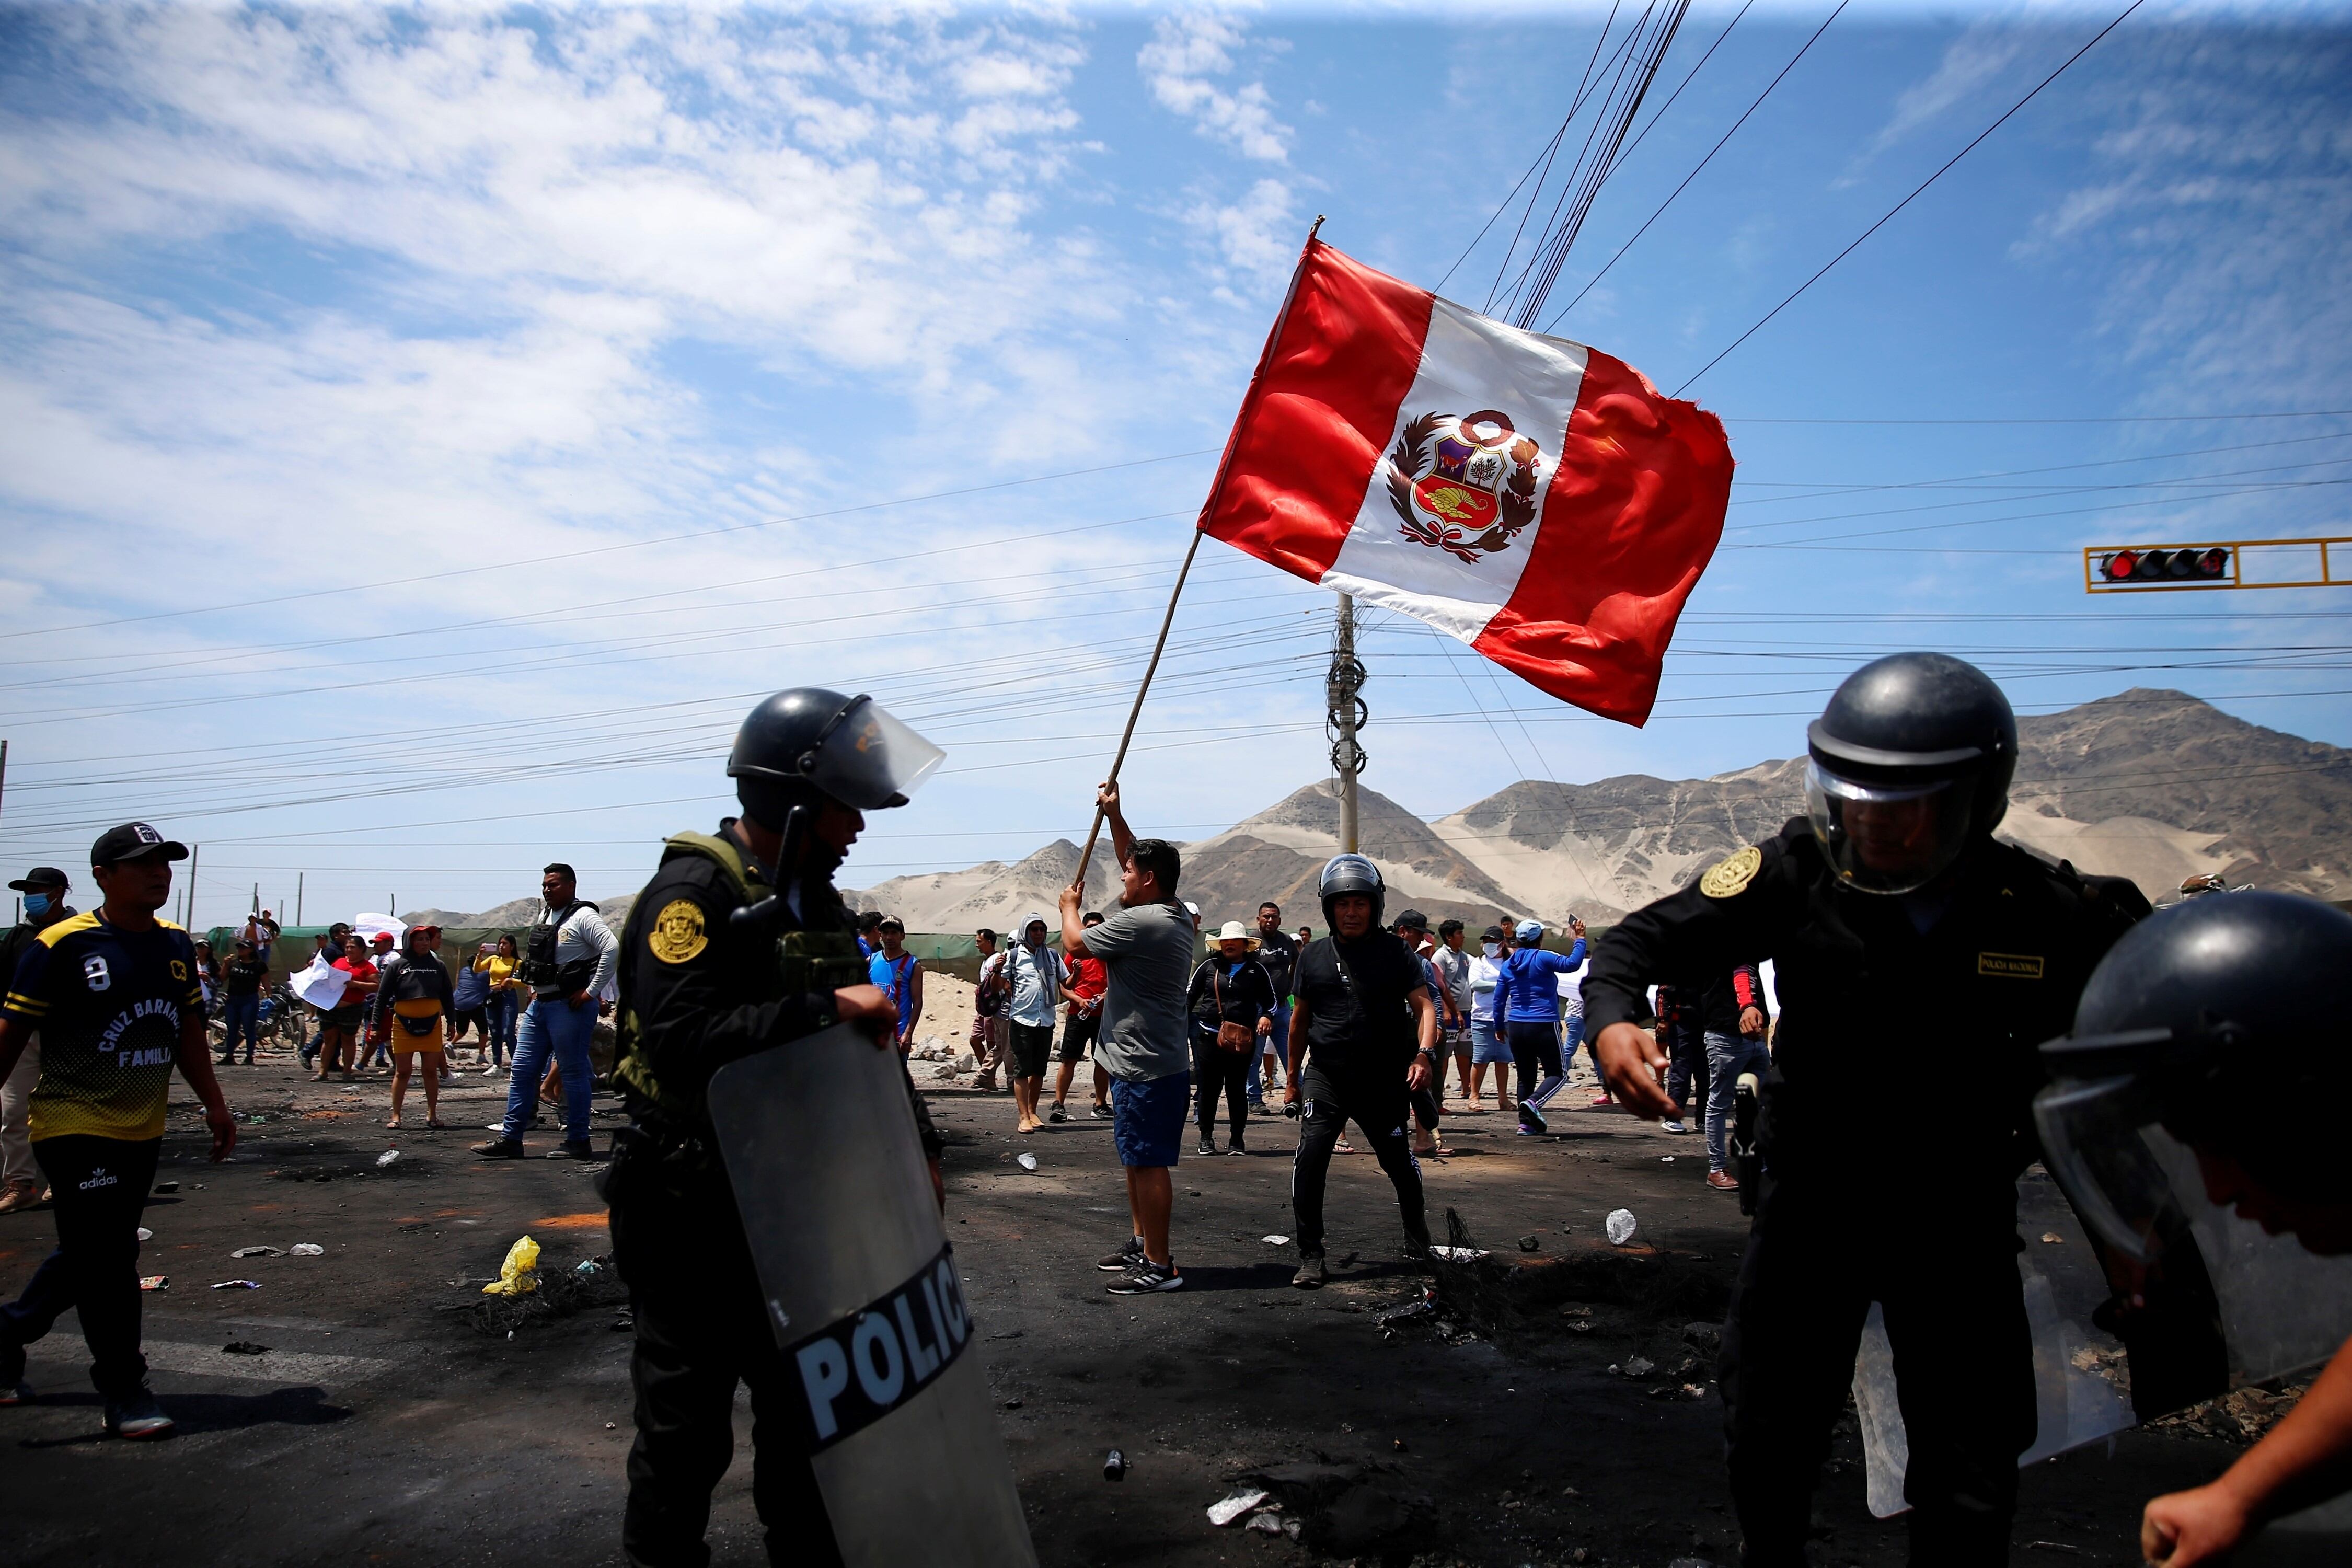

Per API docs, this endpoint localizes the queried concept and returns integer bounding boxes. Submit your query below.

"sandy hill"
[397,691,2349,936]
[849,689,2352,932]
[1433,688,2352,923]
[845,839,1120,937]
[400,890,641,934]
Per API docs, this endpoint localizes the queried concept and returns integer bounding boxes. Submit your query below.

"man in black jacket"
[1249,901,1297,1106]
[1584,654,2147,1568]
[0,868,73,1215]
[602,689,946,1568]
[1283,856,1439,1289]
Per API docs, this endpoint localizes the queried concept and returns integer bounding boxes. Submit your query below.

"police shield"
[1851,1148,2352,1519]
[708,1025,1036,1566]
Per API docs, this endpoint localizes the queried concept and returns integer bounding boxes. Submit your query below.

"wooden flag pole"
[1070,528,1205,893]
[1070,215,1328,896]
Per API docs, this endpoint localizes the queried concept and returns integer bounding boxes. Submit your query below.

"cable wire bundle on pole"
[1327,595,1367,854]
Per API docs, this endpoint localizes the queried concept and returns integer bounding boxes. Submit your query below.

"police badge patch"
[649,898,709,965]
[1386,409,1543,564]
[1700,845,1763,900]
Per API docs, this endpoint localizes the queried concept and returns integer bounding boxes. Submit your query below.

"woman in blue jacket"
[1494,919,1586,1135]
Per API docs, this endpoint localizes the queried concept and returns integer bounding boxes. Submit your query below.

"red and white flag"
[1198,238,1734,726]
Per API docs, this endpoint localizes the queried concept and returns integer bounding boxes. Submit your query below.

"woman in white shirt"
[1465,924,1514,1111]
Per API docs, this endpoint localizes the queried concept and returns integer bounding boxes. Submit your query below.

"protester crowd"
[9,661,2345,1568]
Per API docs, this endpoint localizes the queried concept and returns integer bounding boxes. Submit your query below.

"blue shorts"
[1111,1070,1191,1168]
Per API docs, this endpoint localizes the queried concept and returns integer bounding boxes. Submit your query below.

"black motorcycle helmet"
[1804,652,2016,894]
[1318,854,1385,932]
[727,688,944,825]
[2033,891,2349,1262]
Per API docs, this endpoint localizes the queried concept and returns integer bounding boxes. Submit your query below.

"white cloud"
[1136,11,1292,164]
[1191,177,1299,278]
[2012,28,2352,418]
[1851,24,2029,174]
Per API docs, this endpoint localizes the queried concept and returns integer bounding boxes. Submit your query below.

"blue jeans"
[485,991,520,1064]
[1247,1004,1289,1099]
[1705,1031,1771,1171]
[502,996,596,1145]
[221,993,261,1057]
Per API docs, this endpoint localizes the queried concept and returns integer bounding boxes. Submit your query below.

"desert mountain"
[855,688,2352,932]
[398,890,640,934]
[407,690,2350,937]
[846,839,1120,937]
[1435,688,2352,923]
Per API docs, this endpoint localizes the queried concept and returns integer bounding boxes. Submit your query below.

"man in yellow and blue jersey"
[0,822,237,1438]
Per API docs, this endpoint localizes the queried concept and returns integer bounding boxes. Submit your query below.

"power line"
[1542,0,1848,335]
[1675,0,2148,394]
[0,447,1220,643]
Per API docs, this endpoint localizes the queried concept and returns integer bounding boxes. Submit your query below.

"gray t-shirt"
[1078,900,1193,1081]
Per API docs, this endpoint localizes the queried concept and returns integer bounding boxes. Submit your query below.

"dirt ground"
[0,1037,2243,1567]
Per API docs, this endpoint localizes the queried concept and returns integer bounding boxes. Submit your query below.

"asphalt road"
[1,1048,2234,1566]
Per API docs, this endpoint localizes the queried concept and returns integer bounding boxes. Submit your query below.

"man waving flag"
[1198,237,1733,726]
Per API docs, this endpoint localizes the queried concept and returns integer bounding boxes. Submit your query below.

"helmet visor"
[804,696,945,810]
[2031,1070,2189,1265]
[1804,759,1975,895]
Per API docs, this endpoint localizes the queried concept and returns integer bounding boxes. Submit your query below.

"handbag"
[1212,964,1254,1053]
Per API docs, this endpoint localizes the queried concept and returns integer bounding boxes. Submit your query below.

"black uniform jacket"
[617,831,940,1160]
[1584,818,2146,1202]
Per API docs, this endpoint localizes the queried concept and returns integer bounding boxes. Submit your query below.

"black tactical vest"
[612,830,869,1121]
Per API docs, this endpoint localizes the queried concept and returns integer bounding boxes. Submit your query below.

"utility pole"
[187,842,199,935]
[297,873,304,927]
[1327,593,1367,854]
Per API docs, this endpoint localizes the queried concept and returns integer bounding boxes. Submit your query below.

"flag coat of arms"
[1198,238,1734,725]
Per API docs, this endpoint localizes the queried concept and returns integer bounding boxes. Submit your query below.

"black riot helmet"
[1317,853,1386,933]
[1804,653,2016,895]
[2033,891,2352,1262]
[727,688,944,817]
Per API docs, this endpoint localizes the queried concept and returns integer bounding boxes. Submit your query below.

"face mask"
[22,893,52,918]
[1481,942,1501,959]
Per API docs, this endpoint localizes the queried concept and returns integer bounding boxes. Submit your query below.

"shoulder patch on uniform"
[1700,845,1763,900]
[648,898,709,965]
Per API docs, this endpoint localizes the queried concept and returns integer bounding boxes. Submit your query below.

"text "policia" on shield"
[783,1242,973,1451]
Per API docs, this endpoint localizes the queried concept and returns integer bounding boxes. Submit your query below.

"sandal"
[1334,1138,1355,1154]
[385,1117,402,1129]
[426,1118,446,1130]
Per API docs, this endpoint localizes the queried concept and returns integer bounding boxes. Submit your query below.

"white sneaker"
[1659,1118,1690,1134]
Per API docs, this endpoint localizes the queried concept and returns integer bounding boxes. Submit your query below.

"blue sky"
[1,3,2348,926]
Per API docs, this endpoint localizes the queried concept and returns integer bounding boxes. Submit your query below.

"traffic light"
[2095,545,2229,585]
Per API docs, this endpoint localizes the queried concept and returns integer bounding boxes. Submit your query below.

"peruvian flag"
[1198,238,1734,725]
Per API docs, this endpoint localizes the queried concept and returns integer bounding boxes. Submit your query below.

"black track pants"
[1506,1019,1564,1105]
[1192,1032,1249,1138]
[1720,1178,2034,1568]
[1288,1065,1428,1258]
[609,1183,842,1568]
[0,1134,161,1399]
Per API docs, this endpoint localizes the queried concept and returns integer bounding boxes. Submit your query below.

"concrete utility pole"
[1327,593,1367,855]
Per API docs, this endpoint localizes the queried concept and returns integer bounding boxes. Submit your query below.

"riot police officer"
[602,688,947,1568]
[1583,653,2150,1567]
[2033,891,2352,1568]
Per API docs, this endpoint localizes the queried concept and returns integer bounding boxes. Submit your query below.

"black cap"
[90,823,188,868]
[1393,908,1429,931]
[7,867,68,892]
[1480,925,1505,943]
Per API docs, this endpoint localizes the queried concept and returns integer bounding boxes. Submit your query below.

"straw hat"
[1210,920,1259,947]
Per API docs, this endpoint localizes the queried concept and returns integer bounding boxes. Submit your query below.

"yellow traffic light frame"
[2083,536,2349,594]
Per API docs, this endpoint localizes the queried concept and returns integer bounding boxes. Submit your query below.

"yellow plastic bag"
[482,1234,540,1296]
